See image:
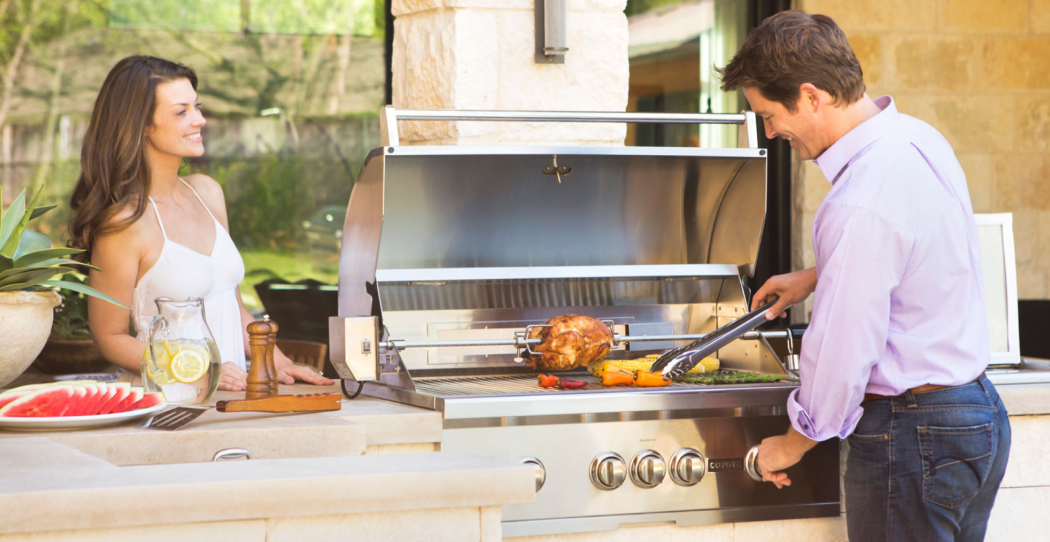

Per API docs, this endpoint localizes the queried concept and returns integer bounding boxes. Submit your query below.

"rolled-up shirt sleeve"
[787,203,910,441]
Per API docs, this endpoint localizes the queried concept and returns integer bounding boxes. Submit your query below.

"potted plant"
[0,186,124,388]
[33,273,113,375]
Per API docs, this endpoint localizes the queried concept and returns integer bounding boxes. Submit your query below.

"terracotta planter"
[0,290,62,388]
[33,338,111,375]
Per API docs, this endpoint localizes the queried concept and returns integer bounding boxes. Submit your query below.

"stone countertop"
[0,383,443,464]
[995,382,1050,416]
[0,382,534,536]
[0,437,535,536]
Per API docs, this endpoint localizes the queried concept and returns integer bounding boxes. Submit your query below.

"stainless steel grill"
[328,108,839,537]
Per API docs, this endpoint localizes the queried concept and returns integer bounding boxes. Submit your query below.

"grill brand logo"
[707,458,744,472]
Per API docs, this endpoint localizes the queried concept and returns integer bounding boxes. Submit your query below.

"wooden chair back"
[276,340,327,373]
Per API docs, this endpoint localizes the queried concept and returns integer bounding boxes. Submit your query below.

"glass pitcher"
[143,297,221,404]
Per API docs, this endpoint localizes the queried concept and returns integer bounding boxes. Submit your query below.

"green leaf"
[0,283,33,292]
[0,188,42,258]
[0,255,11,274]
[24,258,100,272]
[12,247,84,268]
[29,204,58,220]
[42,279,129,311]
[0,189,27,249]
[0,267,64,289]
[13,230,51,260]
[0,265,59,282]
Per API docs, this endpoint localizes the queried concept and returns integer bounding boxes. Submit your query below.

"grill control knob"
[515,456,546,492]
[589,452,626,490]
[629,450,666,488]
[669,448,706,486]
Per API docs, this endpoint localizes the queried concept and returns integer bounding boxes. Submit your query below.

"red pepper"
[555,377,587,389]
[537,374,587,389]
[538,374,561,388]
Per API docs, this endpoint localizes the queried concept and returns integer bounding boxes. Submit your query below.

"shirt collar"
[814,95,899,184]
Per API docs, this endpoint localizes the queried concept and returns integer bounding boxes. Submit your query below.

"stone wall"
[791,0,1050,319]
[391,0,629,145]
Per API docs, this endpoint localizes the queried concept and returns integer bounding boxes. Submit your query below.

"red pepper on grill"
[537,374,587,389]
[555,377,587,389]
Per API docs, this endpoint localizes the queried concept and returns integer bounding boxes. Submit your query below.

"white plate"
[0,402,168,432]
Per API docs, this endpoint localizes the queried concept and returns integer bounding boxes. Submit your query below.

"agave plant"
[0,185,126,308]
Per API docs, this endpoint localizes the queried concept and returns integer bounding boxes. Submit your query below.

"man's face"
[743,87,823,160]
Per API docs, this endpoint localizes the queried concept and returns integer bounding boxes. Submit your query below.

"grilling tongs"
[649,299,780,379]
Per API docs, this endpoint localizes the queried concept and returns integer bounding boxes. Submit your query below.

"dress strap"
[147,197,168,240]
[178,177,219,223]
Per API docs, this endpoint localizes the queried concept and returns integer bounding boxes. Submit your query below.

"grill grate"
[411,373,756,397]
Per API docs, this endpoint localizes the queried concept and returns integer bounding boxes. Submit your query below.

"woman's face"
[146,78,206,158]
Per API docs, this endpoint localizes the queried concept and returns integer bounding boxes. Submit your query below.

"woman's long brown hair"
[68,56,198,263]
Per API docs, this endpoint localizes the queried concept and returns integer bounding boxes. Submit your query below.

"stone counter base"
[0,506,502,542]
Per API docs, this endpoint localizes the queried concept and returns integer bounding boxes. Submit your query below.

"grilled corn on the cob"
[587,355,719,376]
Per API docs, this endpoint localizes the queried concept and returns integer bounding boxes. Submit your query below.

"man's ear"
[798,83,823,114]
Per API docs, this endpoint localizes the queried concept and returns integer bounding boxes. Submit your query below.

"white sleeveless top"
[131,179,247,369]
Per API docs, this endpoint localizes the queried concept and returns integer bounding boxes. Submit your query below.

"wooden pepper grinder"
[266,318,279,396]
[246,318,275,399]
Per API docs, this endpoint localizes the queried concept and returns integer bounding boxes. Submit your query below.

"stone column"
[391,0,629,145]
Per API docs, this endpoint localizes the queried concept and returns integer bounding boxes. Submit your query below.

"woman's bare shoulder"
[93,201,154,258]
[182,174,225,203]
[182,173,229,221]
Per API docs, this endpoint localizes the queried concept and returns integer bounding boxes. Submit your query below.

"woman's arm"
[87,225,147,373]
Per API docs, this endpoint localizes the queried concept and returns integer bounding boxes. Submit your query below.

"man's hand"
[755,427,819,489]
[751,267,818,320]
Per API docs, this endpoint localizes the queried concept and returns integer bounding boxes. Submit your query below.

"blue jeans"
[844,374,1011,542]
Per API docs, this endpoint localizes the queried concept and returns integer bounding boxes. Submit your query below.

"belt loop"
[904,389,918,408]
[977,373,995,406]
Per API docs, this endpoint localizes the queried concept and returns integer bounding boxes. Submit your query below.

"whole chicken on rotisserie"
[524,314,613,371]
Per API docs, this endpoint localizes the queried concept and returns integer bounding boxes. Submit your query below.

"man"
[719,11,1011,542]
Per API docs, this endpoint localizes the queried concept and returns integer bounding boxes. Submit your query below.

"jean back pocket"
[918,423,995,509]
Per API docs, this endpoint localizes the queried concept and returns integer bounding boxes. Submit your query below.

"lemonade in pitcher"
[143,298,222,404]
[144,338,220,403]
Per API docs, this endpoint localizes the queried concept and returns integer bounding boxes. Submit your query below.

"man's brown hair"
[718,10,865,112]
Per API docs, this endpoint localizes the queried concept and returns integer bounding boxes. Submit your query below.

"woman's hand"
[273,352,335,386]
[751,267,818,320]
[217,361,247,391]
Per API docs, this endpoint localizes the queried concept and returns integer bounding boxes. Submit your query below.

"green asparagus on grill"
[672,370,781,385]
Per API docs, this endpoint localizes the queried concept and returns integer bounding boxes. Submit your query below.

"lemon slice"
[163,340,177,359]
[170,350,207,383]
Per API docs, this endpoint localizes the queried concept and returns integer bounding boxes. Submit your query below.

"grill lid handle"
[380,106,758,149]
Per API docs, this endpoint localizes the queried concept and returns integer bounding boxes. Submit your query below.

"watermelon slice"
[0,391,31,410]
[111,387,144,414]
[128,392,164,411]
[65,384,97,417]
[83,384,117,416]
[98,383,131,415]
[62,387,85,417]
[0,386,76,417]
[75,384,109,416]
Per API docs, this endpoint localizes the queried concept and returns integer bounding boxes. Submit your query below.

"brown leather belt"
[862,371,986,403]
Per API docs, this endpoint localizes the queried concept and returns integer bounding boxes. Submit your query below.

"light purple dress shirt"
[786,96,990,442]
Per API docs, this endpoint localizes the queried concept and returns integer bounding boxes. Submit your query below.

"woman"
[69,56,333,391]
